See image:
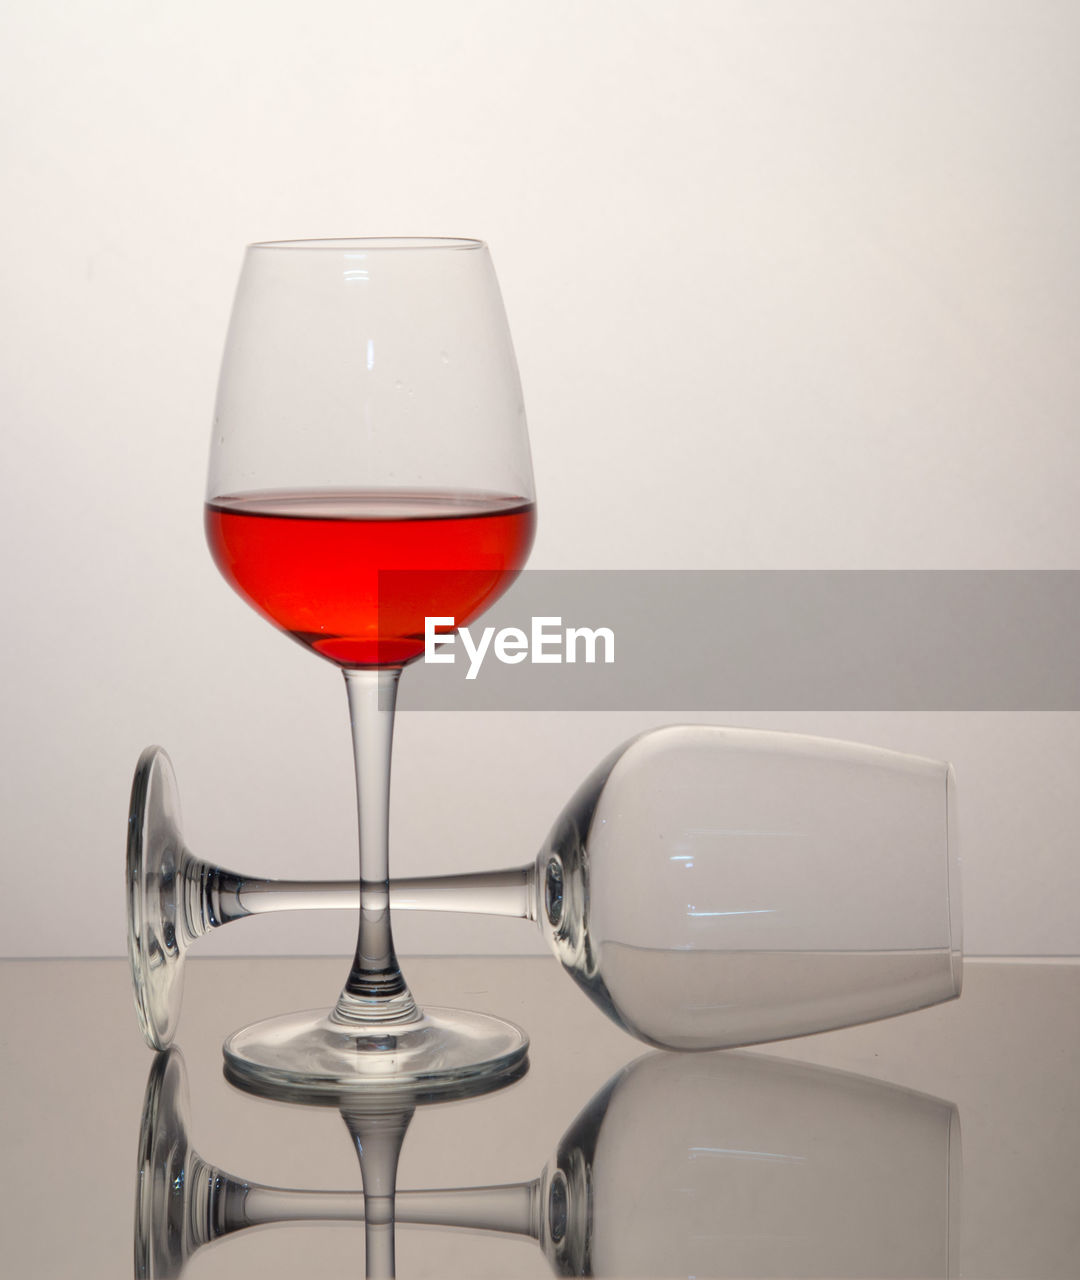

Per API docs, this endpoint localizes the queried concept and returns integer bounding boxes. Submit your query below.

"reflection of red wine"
[205,490,535,667]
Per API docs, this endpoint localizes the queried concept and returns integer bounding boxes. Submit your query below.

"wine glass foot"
[127,745,188,1049]
[223,1006,529,1102]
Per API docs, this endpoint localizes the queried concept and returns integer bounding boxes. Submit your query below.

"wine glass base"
[127,745,187,1049]
[223,1006,530,1102]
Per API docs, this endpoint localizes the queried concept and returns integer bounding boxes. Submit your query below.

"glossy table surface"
[2,955,1078,1278]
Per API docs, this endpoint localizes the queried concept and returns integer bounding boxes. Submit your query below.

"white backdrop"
[2,0,1077,958]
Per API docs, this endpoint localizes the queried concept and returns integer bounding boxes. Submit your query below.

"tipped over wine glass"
[128,724,962,1054]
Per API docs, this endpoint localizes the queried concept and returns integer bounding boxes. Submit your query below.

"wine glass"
[204,237,535,1095]
[127,725,962,1051]
[137,1044,960,1278]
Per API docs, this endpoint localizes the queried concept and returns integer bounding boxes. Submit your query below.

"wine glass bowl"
[540,724,962,1049]
[205,236,535,671]
[204,237,535,1093]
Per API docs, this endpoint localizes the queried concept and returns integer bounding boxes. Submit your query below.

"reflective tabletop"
[2,956,1077,1278]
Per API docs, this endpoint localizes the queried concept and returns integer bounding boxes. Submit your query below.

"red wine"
[205,490,536,667]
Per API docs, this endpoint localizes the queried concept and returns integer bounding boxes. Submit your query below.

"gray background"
[397,571,1080,709]
[2,1,1077,958]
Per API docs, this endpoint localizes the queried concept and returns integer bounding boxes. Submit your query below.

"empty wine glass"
[203,237,535,1094]
[128,725,962,1051]
[137,1044,960,1278]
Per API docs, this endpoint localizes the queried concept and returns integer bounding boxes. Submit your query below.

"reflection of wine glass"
[137,1045,960,1279]
[542,1048,960,1279]
[135,1047,527,1280]
[128,725,962,1051]
[204,238,535,1094]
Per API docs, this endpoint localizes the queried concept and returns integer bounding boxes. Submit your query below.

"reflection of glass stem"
[138,1049,543,1280]
[348,1106,412,1280]
[174,1139,540,1278]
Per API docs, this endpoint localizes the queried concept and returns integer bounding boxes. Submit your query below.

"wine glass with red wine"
[204,237,535,1095]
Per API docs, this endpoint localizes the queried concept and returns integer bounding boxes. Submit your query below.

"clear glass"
[128,725,962,1053]
[546,724,963,1048]
[204,237,535,1094]
[137,1044,960,1278]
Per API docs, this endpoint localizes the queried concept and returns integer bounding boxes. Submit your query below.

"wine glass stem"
[210,866,537,920]
[333,667,419,1027]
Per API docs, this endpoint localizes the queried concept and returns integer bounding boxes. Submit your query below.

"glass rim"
[246,236,487,252]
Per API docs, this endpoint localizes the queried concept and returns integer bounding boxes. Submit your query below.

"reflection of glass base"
[136,1044,529,1277]
[135,1047,200,1278]
[127,745,188,1050]
[223,1006,530,1102]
